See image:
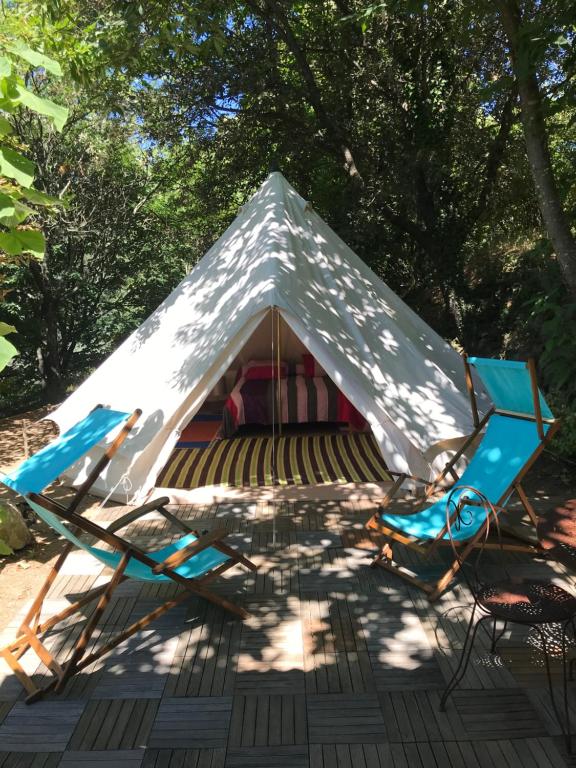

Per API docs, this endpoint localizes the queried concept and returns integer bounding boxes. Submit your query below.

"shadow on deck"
[0,497,575,768]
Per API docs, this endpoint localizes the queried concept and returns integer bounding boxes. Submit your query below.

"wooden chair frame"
[0,408,257,703]
[365,357,560,602]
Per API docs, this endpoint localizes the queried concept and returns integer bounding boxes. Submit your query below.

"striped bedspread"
[222,375,365,437]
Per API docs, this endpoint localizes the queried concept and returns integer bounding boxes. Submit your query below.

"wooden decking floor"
[1,498,575,767]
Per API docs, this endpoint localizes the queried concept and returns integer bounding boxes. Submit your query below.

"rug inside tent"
[157,432,391,489]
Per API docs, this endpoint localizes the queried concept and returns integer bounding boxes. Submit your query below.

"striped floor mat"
[156,432,391,489]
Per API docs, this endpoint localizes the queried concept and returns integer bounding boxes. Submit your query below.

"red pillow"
[302,353,326,378]
[243,361,287,380]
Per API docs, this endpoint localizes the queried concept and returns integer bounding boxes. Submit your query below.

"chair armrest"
[152,528,229,573]
[107,497,171,534]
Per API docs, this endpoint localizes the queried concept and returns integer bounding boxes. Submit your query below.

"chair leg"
[13,544,74,660]
[490,620,507,654]
[370,540,393,568]
[440,605,487,711]
[26,588,196,704]
[54,551,130,694]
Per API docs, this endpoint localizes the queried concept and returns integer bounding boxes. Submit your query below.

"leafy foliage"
[0,0,574,461]
[0,321,17,371]
[0,34,68,264]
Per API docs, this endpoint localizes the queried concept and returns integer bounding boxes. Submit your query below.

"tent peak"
[268,157,281,173]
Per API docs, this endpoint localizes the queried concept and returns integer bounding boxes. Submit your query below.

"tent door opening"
[153,308,391,498]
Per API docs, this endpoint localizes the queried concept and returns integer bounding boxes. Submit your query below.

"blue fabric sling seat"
[1,407,257,704]
[2,407,130,495]
[2,407,233,581]
[366,356,558,602]
[26,500,231,581]
[379,415,549,542]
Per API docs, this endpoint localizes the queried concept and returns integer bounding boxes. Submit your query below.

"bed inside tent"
[154,308,392,502]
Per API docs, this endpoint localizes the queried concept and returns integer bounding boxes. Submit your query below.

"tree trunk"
[497,0,576,298]
[29,260,67,403]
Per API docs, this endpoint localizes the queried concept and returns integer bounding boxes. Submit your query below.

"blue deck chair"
[365,358,559,601]
[0,406,257,703]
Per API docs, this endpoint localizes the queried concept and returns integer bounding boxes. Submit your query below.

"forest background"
[1,0,575,459]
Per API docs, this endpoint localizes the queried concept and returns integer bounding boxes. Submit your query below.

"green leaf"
[0,230,22,255]
[0,322,16,336]
[0,97,17,113]
[12,198,35,223]
[4,41,63,77]
[0,538,14,556]
[0,334,18,372]
[0,115,13,135]
[13,85,68,131]
[14,229,44,257]
[0,56,11,78]
[0,191,16,221]
[23,187,64,206]
[0,145,35,187]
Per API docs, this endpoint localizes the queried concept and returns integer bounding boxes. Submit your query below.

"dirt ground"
[0,407,575,632]
[0,406,93,629]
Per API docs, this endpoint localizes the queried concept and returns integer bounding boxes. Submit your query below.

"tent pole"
[276,308,282,437]
[271,306,278,546]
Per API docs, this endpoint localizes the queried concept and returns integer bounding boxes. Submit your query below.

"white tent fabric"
[49,171,478,502]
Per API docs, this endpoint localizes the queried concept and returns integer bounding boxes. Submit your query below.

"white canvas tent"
[49,171,479,503]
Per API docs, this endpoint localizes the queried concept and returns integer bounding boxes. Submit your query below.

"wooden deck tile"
[435,645,519,690]
[249,532,297,555]
[309,743,391,768]
[246,556,300,596]
[302,593,365,653]
[165,601,240,697]
[228,694,307,747]
[501,643,574,688]
[235,597,304,694]
[450,689,548,740]
[233,663,305,695]
[225,746,309,767]
[379,691,457,743]
[0,701,12,724]
[37,626,117,700]
[93,631,178,699]
[149,698,232,749]
[0,700,85,752]
[120,598,190,631]
[526,688,576,737]
[308,737,568,767]
[47,575,100,601]
[59,751,144,767]
[68,699,158,750]
[301,592,367,694]
[2,500,572,767]
[304,650,375,694]
[368,648,444,691]
[0,754,61,768]
[142,748,226,768]
[307,693,387,744]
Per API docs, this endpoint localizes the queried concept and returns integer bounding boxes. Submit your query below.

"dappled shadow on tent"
[48,172,480,501]
[156,176,473,450]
